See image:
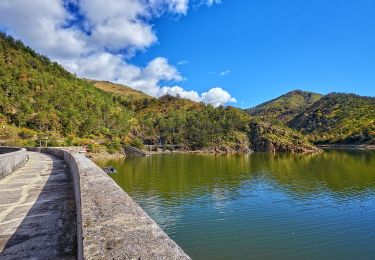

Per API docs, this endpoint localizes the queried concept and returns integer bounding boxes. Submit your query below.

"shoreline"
[316,144,375,150]
[147,149,251,155]
[86,151,125,160]
[87,144,375,161]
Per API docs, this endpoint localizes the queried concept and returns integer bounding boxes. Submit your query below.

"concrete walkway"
[0,151,76,259]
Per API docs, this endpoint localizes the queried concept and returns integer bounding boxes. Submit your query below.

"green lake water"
[95,150,375,259]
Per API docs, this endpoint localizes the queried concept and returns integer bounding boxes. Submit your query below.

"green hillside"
[0,32,133,148]
[0,33,320,153]
[248,120,320,153]
[134,95,252,152]
[247,89,374,145]
[289,93,375,144]
[247,90,322,122]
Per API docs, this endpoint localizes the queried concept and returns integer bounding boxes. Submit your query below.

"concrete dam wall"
[26,147,190,260]
[0,147,27,179]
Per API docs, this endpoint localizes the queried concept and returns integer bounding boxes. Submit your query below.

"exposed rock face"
[248,122,321,153]
[207,131,252,154]
[207,145,252,154]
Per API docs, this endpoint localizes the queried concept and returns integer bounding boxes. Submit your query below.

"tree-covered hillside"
[135,95,252,152]
[0,33,320,153]
[247,90,375,145]
[0,32,133,147]
[289,93,375,144]
[248,120,320,153]
[247,90,322,123]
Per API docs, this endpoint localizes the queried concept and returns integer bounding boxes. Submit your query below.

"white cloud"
[205,0,222,6]
[148,0,190,15]
[177,60,188,65]
[220,69,230,76]
[160,86,236,107]
[166,0,190,14]
[160,86,201,101]
[80,0,157,54]
[121,57,184,96]
[195,0,222,8]
[201,88,236,107]
[0,0,232,106]
[62,54,235,106]
[0,0,88,58]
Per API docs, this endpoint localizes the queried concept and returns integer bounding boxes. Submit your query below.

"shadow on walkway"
[0,153,77,259]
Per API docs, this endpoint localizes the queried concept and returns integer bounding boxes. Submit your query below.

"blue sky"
[1,0,375,107]
[134,0,375,107]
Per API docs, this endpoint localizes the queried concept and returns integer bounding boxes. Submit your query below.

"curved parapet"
[0,147,27,179]
[26,147,190,260]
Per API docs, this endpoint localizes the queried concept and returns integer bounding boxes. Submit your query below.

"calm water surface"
[96,150,375,259]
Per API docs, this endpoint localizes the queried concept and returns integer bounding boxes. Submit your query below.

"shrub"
[18,128,37,139]
[129,138,144,149]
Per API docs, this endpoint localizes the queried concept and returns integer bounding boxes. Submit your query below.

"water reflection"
[95,150,375,260]
[96,150,375,200]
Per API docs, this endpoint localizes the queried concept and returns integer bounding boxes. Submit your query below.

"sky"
[0,0,375,108]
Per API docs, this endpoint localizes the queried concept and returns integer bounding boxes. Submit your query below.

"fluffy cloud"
[64,54,235,106]
[0,0,88,58]
[158,85,236,107]
[201,88,236,107]
[0,0,234,106]
[80,0,156,54]
[160,86,235,107]
[160,86,201,101]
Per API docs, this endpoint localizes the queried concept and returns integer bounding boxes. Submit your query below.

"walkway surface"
[0,151,77,259]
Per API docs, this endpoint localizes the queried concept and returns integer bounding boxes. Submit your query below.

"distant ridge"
[86,79,151,101]
[246,90,322,122]
[289,93,375,144]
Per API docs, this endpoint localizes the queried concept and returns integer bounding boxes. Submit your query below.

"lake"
[95,150,375,259]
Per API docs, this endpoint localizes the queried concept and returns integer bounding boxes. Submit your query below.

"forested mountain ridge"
[0,33,339,153]
[246,90,322,123]
[0,32,134,149]
[247,91,375,145]
[289,93,375,144]
[0,33,259,152]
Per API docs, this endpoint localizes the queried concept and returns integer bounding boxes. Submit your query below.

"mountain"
[0,32,132,147]
[289,93,375,144]
[0,33,321,153]
[247,90,322,122]
[247,90,375,145]
[88,82,320,153]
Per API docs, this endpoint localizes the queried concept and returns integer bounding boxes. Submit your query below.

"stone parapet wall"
[26,147,190,260]
[0,147,27,179]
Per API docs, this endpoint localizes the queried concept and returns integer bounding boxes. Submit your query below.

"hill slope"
[87,80,151,101]
[247,90,322,122]
[0,32,320,153]
[0,32,132,145]
[248,121,320,153]
[289,93,375,144]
